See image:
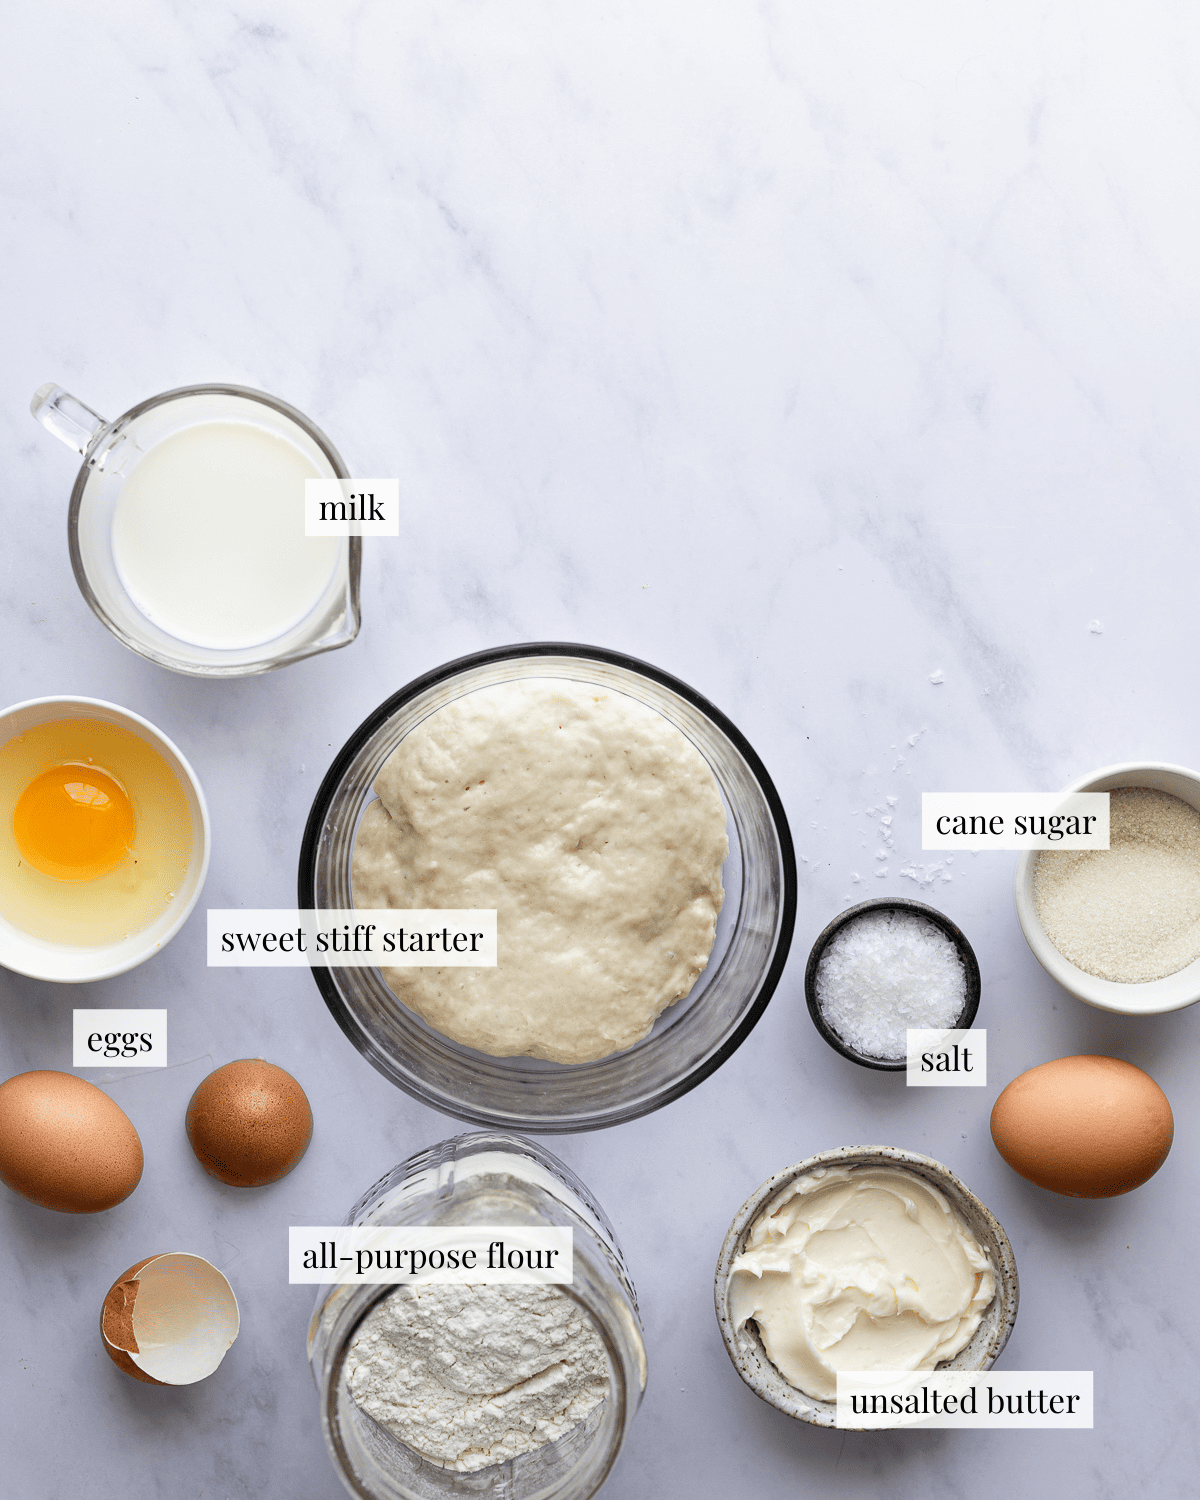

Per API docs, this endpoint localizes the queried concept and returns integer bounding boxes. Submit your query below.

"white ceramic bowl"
[1014,761,1200,1015]
[714,1146,1019,1429]
[0,696,210,982]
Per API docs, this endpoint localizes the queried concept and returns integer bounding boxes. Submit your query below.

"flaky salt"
[815,908,967,1060]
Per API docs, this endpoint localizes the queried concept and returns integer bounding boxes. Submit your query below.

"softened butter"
[727,1165,995,1401]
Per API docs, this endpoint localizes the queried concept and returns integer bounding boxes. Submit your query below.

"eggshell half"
[0,1070,142,1212]
[186,1058,312,1187]
[101,1253,239,1385]
[990,1054,1173,1197]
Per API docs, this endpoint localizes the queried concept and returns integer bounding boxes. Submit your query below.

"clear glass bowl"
[307,1131,647,1500]
[298,642,797,1132]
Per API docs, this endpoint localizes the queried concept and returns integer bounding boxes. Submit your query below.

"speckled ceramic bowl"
[714,1146,1019,1429]
[1014,761,1200,1015]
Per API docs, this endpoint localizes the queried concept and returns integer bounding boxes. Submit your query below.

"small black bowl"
[804,897,981,1071]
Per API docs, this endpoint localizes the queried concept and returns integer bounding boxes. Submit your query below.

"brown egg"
[186,1059,312,1187]
[0,1070,143,1212]
[991,1054,1173,1197]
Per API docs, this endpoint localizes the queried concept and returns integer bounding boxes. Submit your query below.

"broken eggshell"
[101,1253,239,1385]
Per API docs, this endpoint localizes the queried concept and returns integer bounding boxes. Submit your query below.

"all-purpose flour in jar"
[345,1281,610,1472]
[308,1133,647,1500]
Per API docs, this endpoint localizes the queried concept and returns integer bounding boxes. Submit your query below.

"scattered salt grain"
[815,908,967,1060]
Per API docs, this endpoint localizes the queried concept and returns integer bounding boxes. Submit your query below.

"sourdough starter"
[352,679,728,1062]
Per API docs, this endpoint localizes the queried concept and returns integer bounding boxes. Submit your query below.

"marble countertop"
[3,5,1198,1496]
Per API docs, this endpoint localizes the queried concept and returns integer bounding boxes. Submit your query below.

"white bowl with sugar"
[1015,761,1200,1016]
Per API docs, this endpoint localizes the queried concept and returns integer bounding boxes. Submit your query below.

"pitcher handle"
[31,383,108,456]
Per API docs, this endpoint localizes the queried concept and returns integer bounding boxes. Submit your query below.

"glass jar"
[308,1131,648,1499]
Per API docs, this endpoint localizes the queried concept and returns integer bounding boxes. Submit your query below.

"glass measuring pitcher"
[32,382,362,678]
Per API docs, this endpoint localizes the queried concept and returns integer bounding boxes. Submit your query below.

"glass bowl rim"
[297,640,798,1130]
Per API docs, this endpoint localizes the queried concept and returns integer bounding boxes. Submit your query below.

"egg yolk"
[13,764,136,881]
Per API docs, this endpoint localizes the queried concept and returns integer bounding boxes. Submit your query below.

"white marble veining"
[3,4,1199,1496]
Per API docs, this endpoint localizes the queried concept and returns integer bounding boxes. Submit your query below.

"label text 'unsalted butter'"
[836,1370,1093,1428]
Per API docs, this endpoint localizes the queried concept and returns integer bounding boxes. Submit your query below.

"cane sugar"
[1034,787,1200,983]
